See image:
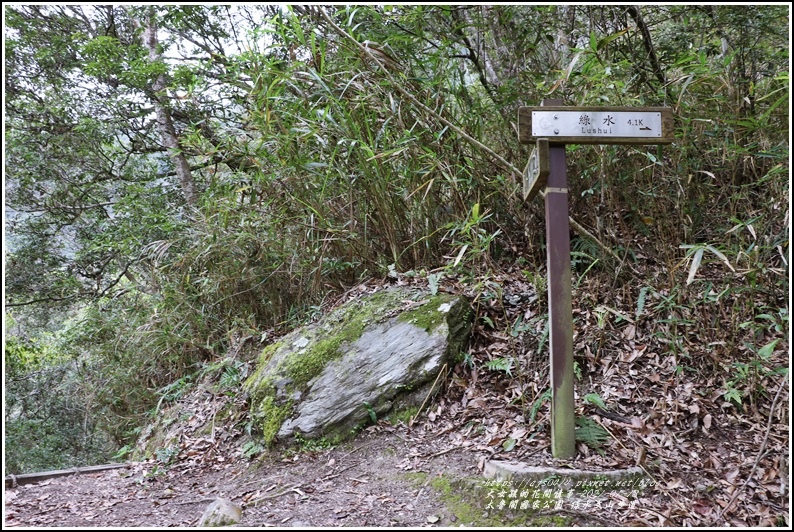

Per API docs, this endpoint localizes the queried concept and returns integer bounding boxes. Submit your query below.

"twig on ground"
[321,461,362,481]
[711,376,788,526]
[173,497,217,506]
[335,439,379,462]
[426,446,462,459]
[246,484,305,507]
[411,363,448,425]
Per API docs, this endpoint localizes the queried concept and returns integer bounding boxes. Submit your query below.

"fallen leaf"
[693,503,711,515]
[623,325,636,340]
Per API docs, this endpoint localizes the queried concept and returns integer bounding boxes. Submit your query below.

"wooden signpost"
[519,100,672,458]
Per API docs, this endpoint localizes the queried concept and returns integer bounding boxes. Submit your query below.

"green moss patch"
[244,287,449,446]
[403,472,573,527]
[397,294,456,332]
[385,405,419,425]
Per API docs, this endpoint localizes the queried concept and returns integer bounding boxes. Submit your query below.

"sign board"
[518,100,675,458]
[518,106,673,145]
[523,138,549,202]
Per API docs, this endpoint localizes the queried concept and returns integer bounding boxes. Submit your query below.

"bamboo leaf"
[757,338,780,360]
[452,244,468,267]
[686,247,705,285]
[597,29,627,51]
[636,287,648,320]
[583,393,607,410]
[705,245,735,272]
[529,389,552,423]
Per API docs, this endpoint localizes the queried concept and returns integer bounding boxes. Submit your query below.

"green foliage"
[5,320,116,474]
[113,445,135,461]
[362,401,378,423]
[635,287,649,321]
[154,375,194,413]
[241,440,265,459]
[485,357,514,376]
[155,446,180,465]
[80,35,162,88]
[4,324,59,375]
[462,352,475,369]
[4,5,788,472]
[444,203,502,270]
[292,433,333,454]
[528,389,552,423]
[427,272,443,296]
[582,393,607,410]
[575,416,610,451]
[723,336,788,409]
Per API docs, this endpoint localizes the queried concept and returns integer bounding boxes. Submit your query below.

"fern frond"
[575,416,610,449]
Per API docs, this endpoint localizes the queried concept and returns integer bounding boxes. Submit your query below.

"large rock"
[199,498,242,527]
[244,287,472,445]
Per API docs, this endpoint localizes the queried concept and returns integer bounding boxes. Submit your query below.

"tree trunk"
[141,8,198,207]
[551,5,576,70]
[626,5,666,88]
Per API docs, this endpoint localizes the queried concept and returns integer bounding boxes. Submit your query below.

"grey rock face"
[198,498,242,527]
[244,287,472,444]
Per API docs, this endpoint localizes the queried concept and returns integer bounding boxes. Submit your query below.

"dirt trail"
[4,427,496,528]
[7,420,633,528]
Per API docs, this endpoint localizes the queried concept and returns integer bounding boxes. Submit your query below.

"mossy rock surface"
[244,287,472,445]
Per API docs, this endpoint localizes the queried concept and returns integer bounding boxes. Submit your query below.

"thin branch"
[95,260,138,300]
[710,376,789,525]
[5,295,80,308]
[449,8,500,104]
[625,6,667,88]
[319,9,515,179]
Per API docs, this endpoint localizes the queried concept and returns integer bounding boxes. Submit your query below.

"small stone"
[198,498,242,527]
[293,337,310,349]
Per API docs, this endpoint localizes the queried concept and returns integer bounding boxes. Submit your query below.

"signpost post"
[519,100,672,458]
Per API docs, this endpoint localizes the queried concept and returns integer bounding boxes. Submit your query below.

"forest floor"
[4,425,616,528]
[4,271,789,527]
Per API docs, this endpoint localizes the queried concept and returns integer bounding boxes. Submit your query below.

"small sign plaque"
[518,106,673,145]
[523,138,549,201]
[533,110,663,138]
